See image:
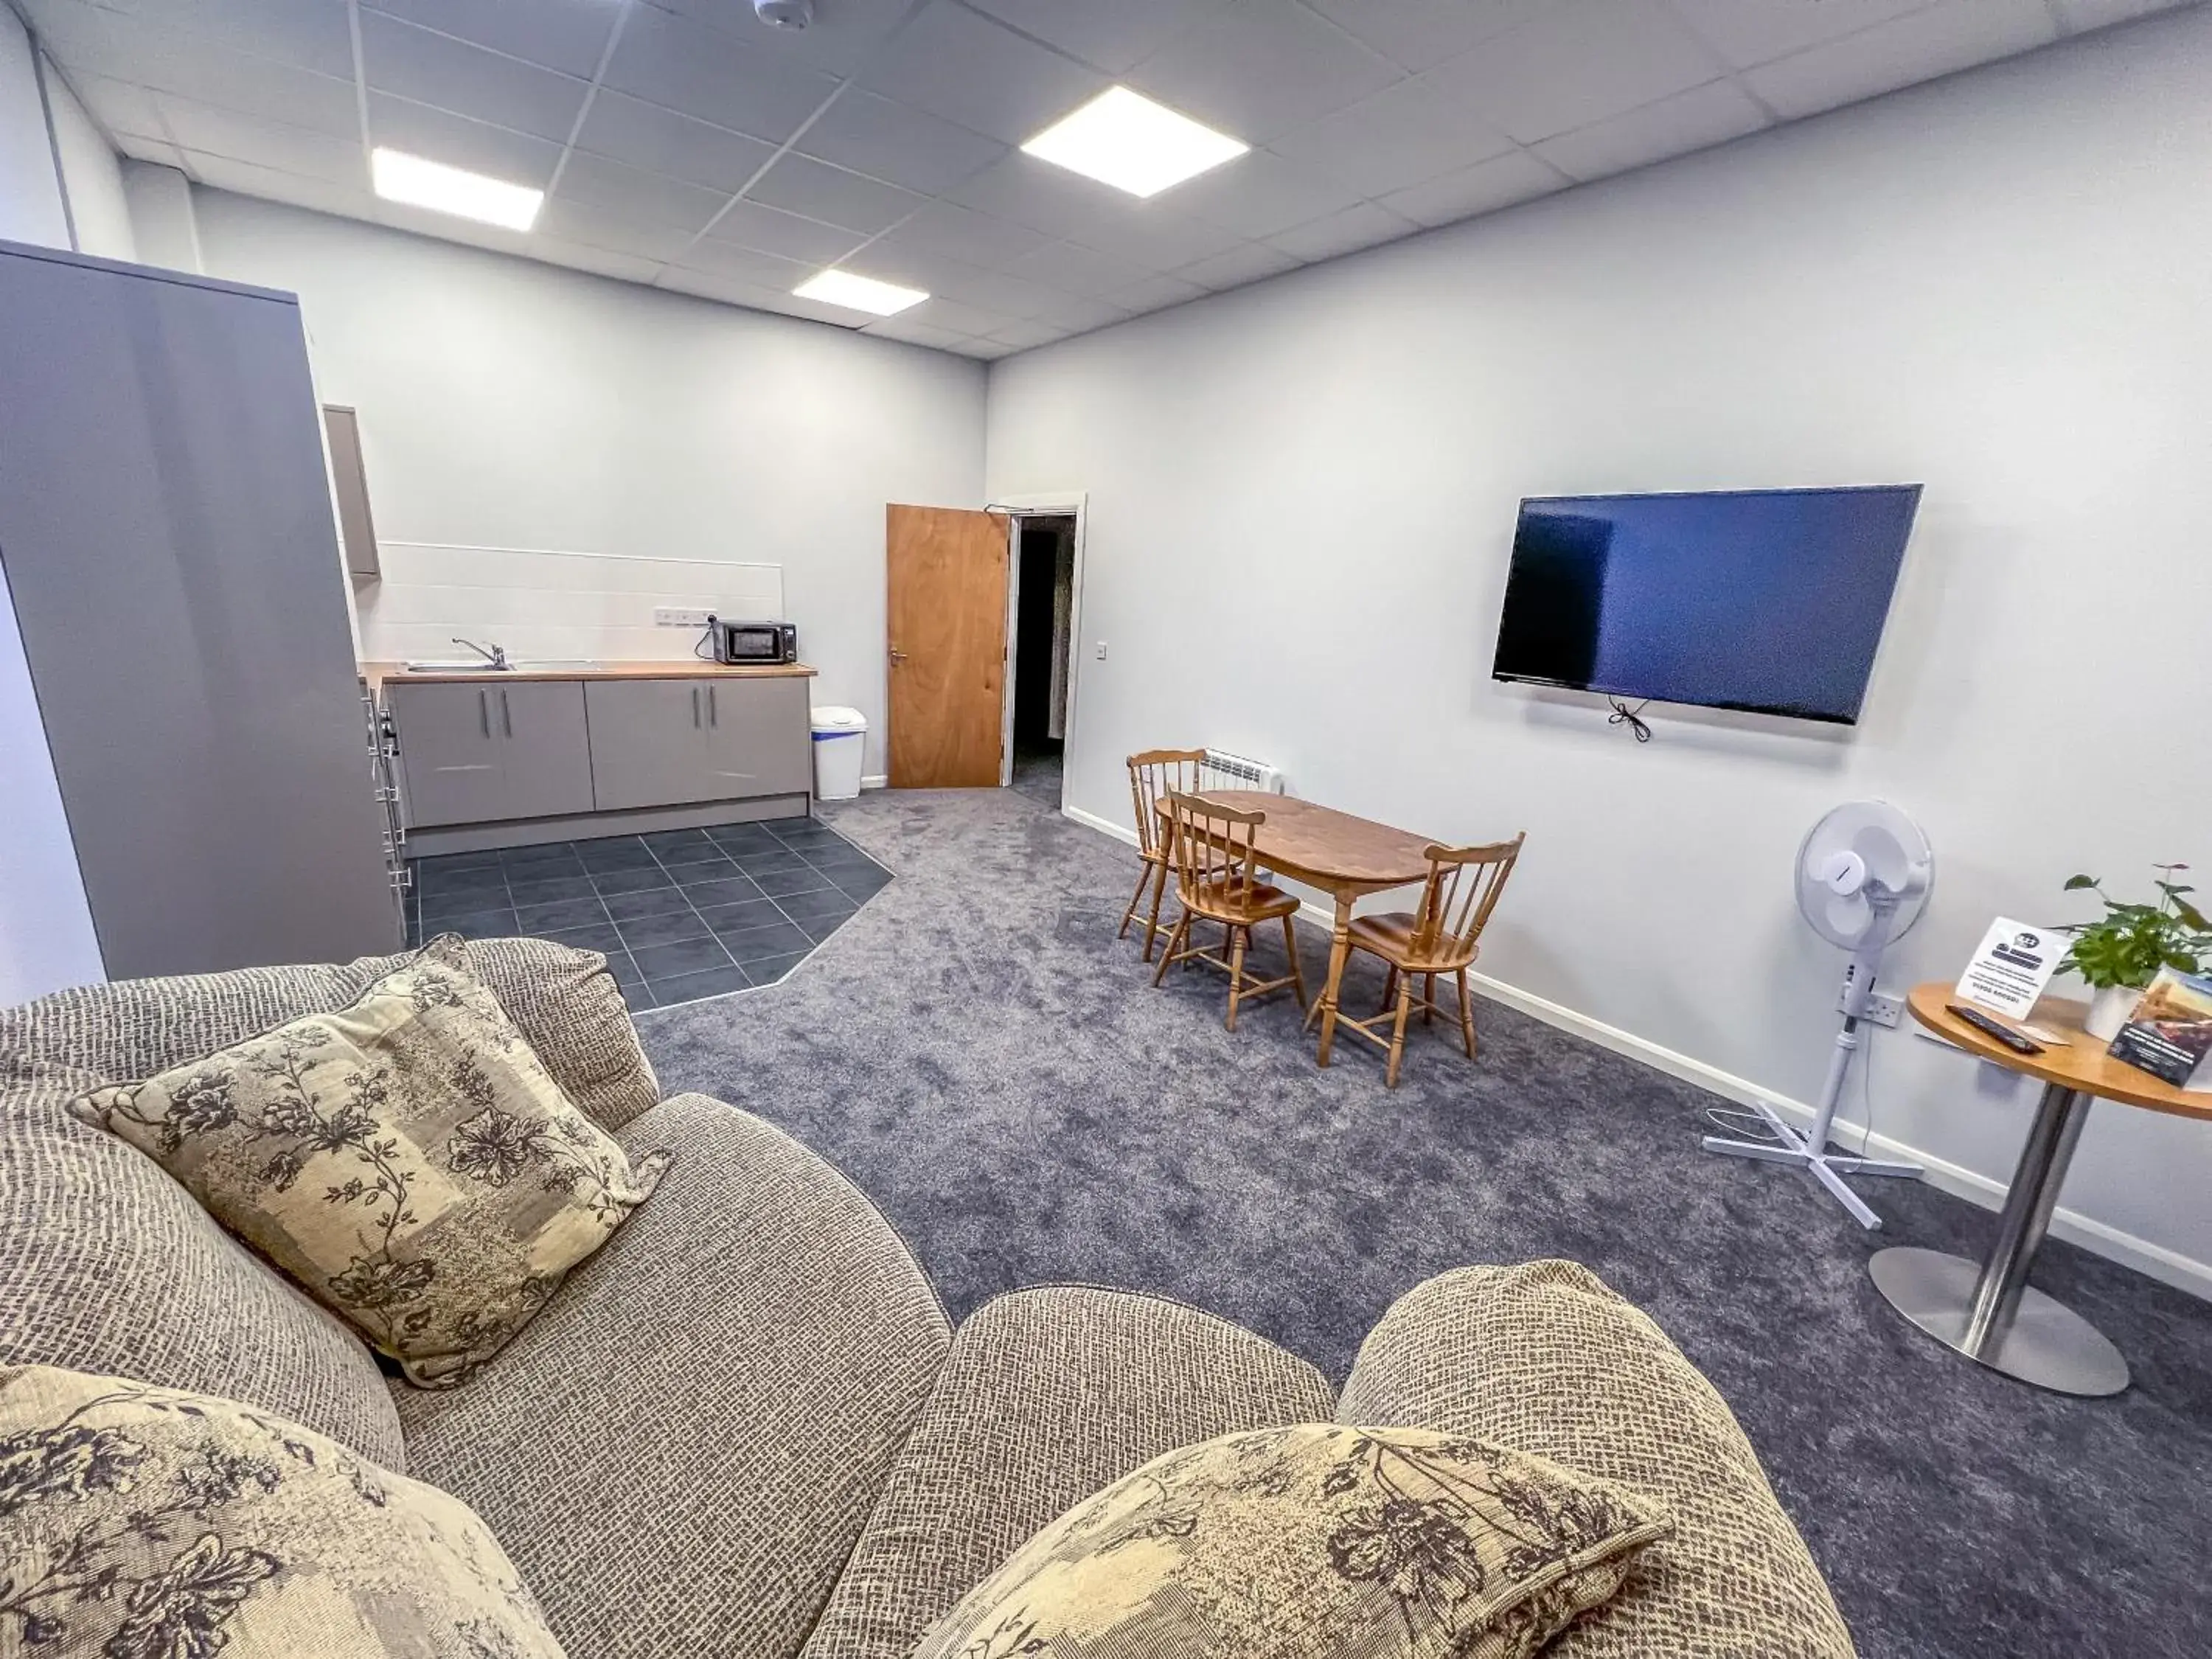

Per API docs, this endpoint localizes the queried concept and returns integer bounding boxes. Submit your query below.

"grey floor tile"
[513,895,608,933]
[419,887,514,921]
[645,964,751,1006]
[616,908,712,950]
[629,936,734,980]
[619,981,658,1013]
[833,869,894,900]
[706,822,780,848]
[501,841,581,868]
[797,911,856,945]
[641,829,714,852]
[742,951,808,987]
[592,866,675,895]
[423,849,504,872]
[658,843,734,869]
[778,887,858,922]
[699,897,784,936]
[417,866,511,902]
[502,871,597,902]
[731,848,807,874]
[577,839,658,872]
[681,874,767,910]
[544,921,625,954]
[604,952,645,989]
[443,909,518,941]
[751,866,835,898]
[671,857,743,886]
[717,919,812,964]
[602,886,694,922]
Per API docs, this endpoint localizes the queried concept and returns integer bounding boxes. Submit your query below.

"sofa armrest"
[1339,1260,1854,1659]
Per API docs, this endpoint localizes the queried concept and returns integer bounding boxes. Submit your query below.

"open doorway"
[1005,514,1075,806]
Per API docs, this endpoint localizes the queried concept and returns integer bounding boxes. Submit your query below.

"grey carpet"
[632,787,2212,1659]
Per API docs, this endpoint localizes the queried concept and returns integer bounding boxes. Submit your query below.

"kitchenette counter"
[362,659,817,688]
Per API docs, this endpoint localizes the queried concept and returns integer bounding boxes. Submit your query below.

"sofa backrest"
[0,936,661,1475]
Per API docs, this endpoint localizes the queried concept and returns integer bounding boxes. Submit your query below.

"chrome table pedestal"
[1870,1080,2129,1397]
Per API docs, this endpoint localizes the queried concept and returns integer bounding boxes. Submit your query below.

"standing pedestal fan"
[1704,800,1929,1228]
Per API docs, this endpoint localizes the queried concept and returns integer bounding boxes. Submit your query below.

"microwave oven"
[710,619,798,665]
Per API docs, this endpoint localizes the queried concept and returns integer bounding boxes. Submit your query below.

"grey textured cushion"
[0,964,411,1472]
[395,1093,950,1659]
[800,1285,1338,1659]
[1337,1261,1856,1659]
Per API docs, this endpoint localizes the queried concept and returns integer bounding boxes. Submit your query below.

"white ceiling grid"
[17,0,2197,358]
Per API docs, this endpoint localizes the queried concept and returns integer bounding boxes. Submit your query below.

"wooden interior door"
[887,504,1009,787]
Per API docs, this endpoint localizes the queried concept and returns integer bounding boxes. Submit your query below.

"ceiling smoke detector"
[754,0,813,27]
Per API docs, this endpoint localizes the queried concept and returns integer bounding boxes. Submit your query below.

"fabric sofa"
[0,939,1857,1658]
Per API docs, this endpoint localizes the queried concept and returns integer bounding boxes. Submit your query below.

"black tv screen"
[1491,485,1921,724]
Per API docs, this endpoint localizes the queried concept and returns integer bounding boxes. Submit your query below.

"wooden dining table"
[1155,790,1437,1065]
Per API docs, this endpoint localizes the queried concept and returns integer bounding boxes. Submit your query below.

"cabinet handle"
[692,686,701,728]
[709,685,717,727]
[479,689,490,737]
[500,689,512,737]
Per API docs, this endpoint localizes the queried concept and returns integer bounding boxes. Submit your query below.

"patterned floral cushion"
[68,942,670,1388]
[914,1424,1673,1659]
[0,1363,564,1657]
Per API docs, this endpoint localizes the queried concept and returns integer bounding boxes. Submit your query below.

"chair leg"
[1141,860,1169,962]
[1386,979,1416,1088]
[1422,972,1436,1026]
[1379,964,1399,1015]
[1119,862,1151,942]
[1225,925,1248,1031]
[1457,969,1478,1059]
[1152,912,1189,987]
[1281,914,1308,1011]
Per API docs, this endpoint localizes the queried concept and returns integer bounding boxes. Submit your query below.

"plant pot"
[2084,984,2140,1043]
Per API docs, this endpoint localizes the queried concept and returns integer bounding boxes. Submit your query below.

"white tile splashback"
[357,542,784,665]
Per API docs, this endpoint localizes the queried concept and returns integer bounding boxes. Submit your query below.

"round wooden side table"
[1870,984,2211,1397]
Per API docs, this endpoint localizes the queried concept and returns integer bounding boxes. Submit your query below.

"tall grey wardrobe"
[0,238,399,981]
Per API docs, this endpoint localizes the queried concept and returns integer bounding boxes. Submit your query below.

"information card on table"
[1958,917,2064,1020]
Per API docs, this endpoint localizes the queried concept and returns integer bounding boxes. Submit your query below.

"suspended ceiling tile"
[368,94,564,189]
[1161,147,1366,241]
[653,0,918,77]
[27,4,363,137]
[1060,206,1245,274]
[792,88,1009,196]
[663,240,813,298]
[981,317,1068,351]
[359,10,588,144]
[868,200,1052,272]
[862,314,987,352]
[945,151,1146,241]
[1416,0,1728,145]
[571,91,776,195]
[362,0,622,80]
[184,147,378,218]
[529,234,667,285]
[700,198,869,268]
[91,0,356,80]
[745,153,924,236]
[964,0,1229,76]
[1107,271,1210,312]
[1174,240,1302,291]
[1300,0,1551,72]
[1265,198,1419,262]
[1266,75,1517,199]
[1666,0,1935,72]
[1124,0,1405,145]
[1378,148,1568,227]
[1003,238,1155,299]
[602,4,838,143]
[1531,78,1770,184]
[554,150,731,234]
[73,73,167,142]
[533,193,705,264]
[153,91,366,188]
[1742,0,2062,119]
[860,3,1107,147]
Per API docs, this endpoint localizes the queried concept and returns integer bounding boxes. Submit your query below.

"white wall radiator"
[1201,748,1283,793]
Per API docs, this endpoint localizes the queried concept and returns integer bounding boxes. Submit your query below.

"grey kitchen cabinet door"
[584,680,715,810]
[388,682,508,828]
[702,677,811,798]
[490,681,597,820]
[389,680,594,827]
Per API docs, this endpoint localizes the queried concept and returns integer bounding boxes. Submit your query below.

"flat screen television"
[1490,484,1921,725]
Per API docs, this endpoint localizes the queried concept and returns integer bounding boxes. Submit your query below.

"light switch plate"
[655,607,713,628]
[1094,641,1107,660]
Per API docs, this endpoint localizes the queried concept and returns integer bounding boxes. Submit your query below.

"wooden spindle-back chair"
[1121,748,1208,960]
[1335,833,1524,1086]
[1151,790,1307,1031]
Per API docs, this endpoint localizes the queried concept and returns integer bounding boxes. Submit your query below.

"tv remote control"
[1945,1003,2045,1055]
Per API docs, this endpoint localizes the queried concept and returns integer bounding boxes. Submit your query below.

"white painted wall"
[119,159,201,273]
[988,11,2212,1290]
[0,4,105,1003]
[187,190,987,779]
[45,66,133,261]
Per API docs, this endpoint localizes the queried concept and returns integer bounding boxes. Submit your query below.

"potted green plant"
[2061,863,2212,1039]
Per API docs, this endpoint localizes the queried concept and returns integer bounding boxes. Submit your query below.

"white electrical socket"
[654,607,712,628]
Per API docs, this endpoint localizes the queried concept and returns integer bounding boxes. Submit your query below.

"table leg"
[1869,1082,2129,1397]
[1313,891,1355,1068]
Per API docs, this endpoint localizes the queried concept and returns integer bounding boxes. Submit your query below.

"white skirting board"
[861,775,888,790]
[1061,801,2212,1301]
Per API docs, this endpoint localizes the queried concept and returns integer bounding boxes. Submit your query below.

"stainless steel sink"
[399,658,606,673]
[400,661,510,673]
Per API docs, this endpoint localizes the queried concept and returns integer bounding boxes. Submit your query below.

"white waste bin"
[810,706,867,801]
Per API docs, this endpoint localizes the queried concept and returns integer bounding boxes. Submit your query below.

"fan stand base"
[1703,1101,1923,1229]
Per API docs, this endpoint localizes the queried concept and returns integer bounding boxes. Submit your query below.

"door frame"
[988,492,1089,796]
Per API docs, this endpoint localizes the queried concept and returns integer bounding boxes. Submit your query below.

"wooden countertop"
[1909,982,2212,1122]
[363,659,817,688]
